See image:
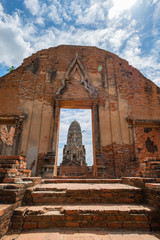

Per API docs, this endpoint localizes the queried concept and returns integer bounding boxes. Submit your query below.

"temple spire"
[61,120,86,166]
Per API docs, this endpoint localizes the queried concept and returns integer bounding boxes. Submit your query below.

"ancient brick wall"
[0,72,20,116]
[0,45,160,178]
[135,127,160,159]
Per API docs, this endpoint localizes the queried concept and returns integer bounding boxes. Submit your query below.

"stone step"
[11,204,159,231]
[2,229,160,240]
[23,183,143,205]
[0,204,13,238]
[43,178,121,183]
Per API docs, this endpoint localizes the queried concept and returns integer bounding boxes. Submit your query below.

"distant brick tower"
[59,120,89,176]
[61,120,87,166]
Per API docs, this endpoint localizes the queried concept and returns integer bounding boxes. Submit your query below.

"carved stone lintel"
[56,53,98,98]
[126,117,160,128]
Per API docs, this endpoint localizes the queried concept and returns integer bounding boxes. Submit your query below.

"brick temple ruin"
[0,45,160,238]
[0,45,160,179]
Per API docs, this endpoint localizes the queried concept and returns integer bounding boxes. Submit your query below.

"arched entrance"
[43,53,104,177]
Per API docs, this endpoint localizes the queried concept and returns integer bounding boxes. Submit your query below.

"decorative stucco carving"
[56,52,98,98]
[0,125,15,146]
[0,115,25,146]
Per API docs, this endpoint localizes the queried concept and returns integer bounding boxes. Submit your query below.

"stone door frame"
[52,99,102,177]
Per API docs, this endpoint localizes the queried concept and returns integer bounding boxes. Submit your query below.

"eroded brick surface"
[0,156,31,182]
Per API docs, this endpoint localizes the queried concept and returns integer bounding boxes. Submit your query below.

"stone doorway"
[57,108,93,177]
[51,98,102,177]
[41,51,104,179]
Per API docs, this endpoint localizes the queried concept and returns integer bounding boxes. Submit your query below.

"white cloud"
[108,0,137,19]
[48,4,62,24]
[0,4,33,66]
[121,35,160,86]
[0,3,4,15]
[47,1,70,24]
[122,35,141,57]
[147,0,158,5]
[69,1,83,18]
[36,16,44,26]
[76,3,105,25]
[152,1,160,36]
[30,17,136,54]
[67,0,110,26]
[153,0,158,3]
[24,0,40,15]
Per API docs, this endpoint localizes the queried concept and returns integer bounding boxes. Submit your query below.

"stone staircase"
[11,179,160,231]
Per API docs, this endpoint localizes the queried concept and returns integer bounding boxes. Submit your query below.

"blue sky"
[0,0,160,86]
[0,0,160,165]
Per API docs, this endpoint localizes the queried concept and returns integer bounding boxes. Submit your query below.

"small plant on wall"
[7,66,15,72]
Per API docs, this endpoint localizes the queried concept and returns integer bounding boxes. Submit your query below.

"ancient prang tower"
[59,121,90,176]
[61,120,86,167]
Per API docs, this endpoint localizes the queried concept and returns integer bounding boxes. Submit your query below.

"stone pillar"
[42,100,60,178]
[92,102,105,177]
[105,56,124,178]
[12,116,25,155]
[128,119,136,161]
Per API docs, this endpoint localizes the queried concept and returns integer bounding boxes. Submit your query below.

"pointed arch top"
[56,52,98,98]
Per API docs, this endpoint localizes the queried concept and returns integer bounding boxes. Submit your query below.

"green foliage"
[7,66,15,72]
[98,65,103,72]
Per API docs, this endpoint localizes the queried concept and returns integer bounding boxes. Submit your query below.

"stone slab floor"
[2,229,160,240]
